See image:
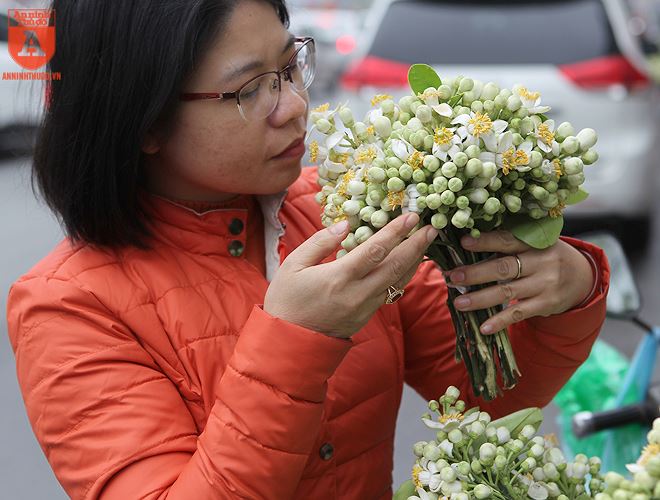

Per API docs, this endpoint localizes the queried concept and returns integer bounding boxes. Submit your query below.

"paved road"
[1,154,659,498]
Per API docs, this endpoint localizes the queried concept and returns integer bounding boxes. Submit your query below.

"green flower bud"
[359,206,377,222]
[451,209,471,228]
[531,166,544,178]
[423,135,434,152]
[493,95,507,110]
[540,193,559,209]
[471,459,484,475]
[529,185,549,200]
[398,95,414,113]
[341,233,358,251]
[474,484,492,499]
[440,465,457,482]
[415,183,428,196]
[425,193,442,210]
[468,188,489,205]
[483,197,501,215]
[543,180,558,193]
[463,145,480,160]
[448,177,464,192]
[479,443,497,461]
[355,226,374,244]
[384,167,399,180]
[577,128,598,151]
[509,118,522,131]
[316,118,333,134]
[448,429,463,444]
[386,156,403,169]
[563,157,584,175]
[387,177,405,192]
[373,116,392,138]
[520,117,534,136]
[416,196,427,210]
[556,122,575,142]
[462,90,476,106]
[336,249,348,259]
[645,455,660,477]
[407,116,424,132]
[458,78,474,92]
[437,84,452,100]
[399,164,413,181]
[433,176,449,193]
[513,107,529,119]
[504,194,522,213]
[567,173,585,187]
[471,100,484,114]
[370,209,389,228]
[342,200,363,216]
[513,178,526,191]
[453,152,469,168]
[468,421,486,438]
[512,133,524,147]
[489,177,503,191]
[561,136,580,155]
[338,107,355,127]
[483,100,496,114]
[410,132,424,149]
[412,440,427,457]
[435,430,447,442]
[368,167,387,185]
[439,190,455,206]
[543,462,560,481]
[415,104,433,123]
[456,461,471,477]
[431,213,448,229]
[423,155,440,172]
[456,195,470,210]
[507,94,522,112]
[423,443,442,461]
[493,454,507,471]
[381,99,395,115]
[462,158,482,178]
[521,457,537,472]
[582,149,599,165]
[412,169,426,183]
[441,162,458,178]
[399,111,411,125]
[347,180,367,197]
[481,83,499,100]
[409,100,422,116]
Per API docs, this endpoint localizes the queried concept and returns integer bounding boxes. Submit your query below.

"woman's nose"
[268,80,308,127]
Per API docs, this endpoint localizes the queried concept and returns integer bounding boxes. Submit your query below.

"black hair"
[33,0,290,249]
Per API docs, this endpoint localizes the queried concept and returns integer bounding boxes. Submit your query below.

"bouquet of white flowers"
[308,64,598,401]
[394,386,660,500]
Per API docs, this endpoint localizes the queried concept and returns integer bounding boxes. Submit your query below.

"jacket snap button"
[319,443,334,460]
[229,218,244,235]
[228,240,244,257]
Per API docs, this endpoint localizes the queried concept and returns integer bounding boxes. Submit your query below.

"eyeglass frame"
[179,36,315,120]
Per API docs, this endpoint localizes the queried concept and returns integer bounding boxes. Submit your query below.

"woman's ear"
[141,130,161,155]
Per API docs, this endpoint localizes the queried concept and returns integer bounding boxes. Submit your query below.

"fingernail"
[481,323,493,334]
[462,236,476,247]
[426,227,439,243]
[329,220,349,235]
[454,297,470,309]
[404,213,419,231]
[450,271,465,283]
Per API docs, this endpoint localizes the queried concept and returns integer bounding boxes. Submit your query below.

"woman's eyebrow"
[222,34,296,83]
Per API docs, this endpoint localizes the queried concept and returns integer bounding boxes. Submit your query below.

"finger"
[449,252,536,286]
[363,225,439,292]
[453,277,538,312]
[460,230,532,254]
[479,297,545,335]
[378,253,424,305]
[337,212,421,278]
[285,219,350,270]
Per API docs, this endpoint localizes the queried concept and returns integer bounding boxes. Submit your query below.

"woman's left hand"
[447,230,595,335]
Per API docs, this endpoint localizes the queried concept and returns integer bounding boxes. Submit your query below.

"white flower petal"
[520,141,533,155]
[432,103,453,117]
[416,487,431,500]
[391,139,411,162]
[367,108,383,125]
[530,105,551,114]
[537,141,552,154]
[528,482,549,500]
[499,131,514,153]
[544,119,555,131]
[326,131,345,150]
[551,141,561,156]
[482,132,498,152]
[323,158,348,173]
[451,114,470,126]
[480,152,496,163]
[492,120,508,135]
[421,417,445,429]
[439,439,454,458]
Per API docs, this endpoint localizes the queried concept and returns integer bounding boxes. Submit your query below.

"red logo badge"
[8,9,55,71]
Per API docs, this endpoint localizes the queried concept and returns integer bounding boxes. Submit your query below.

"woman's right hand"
[263,213,439,339]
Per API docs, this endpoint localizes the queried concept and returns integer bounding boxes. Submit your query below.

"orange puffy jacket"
[6,166,609,499]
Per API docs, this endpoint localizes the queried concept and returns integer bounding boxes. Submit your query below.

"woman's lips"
[273,137,306,159]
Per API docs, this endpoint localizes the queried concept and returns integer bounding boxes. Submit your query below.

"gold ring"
[385,285,405,304]
[513,254,523,280]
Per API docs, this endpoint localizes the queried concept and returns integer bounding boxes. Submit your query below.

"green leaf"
[393,480,416,500]
[538,113,549,121]
[448,93,464,107]
[504,214,564,250]
[491,407,543,437]
[408,64,442,96]
[565,187,589,206]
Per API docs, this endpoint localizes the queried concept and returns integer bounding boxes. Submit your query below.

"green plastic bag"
[554,339,646,474]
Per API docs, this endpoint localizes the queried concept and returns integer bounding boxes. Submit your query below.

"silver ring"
[513,254,523,280]
[385,285,405,304]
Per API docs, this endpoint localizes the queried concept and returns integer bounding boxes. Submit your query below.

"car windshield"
[369,0,618,65]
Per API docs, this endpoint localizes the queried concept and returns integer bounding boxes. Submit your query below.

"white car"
[336,0,659,249]
[0,10,43,154]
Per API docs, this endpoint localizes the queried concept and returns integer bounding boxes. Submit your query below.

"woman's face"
[144,0,310,202]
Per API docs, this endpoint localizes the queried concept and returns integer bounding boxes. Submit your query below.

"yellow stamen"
[366,125,375,137]
[468,113,493,138]
[312,103,330,113]
[408,151,425,171]
[549,202,565,219]
[434,127,454,146]
[412,464,423,489]
[336,170,355,197]
[309,141,319,163]
[537,123,555,145]
[439,412,464,424]
[419,89,441,101]
[518,86,541,102]
[356,146,378,165]
[371,94,393,106]
[553,158,563,178]
[332,152,350,165]
[515,149,529,166]
[502,147,517,176]
[333,211,348,224]
[388,191,405,209]
[544,434,560,447]
[639,443,660,466]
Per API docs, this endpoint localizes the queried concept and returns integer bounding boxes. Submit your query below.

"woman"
[6,0,608,498]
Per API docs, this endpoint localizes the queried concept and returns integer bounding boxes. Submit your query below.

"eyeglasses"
[179,36,316,122]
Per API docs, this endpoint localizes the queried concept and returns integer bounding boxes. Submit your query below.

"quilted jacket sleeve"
[399,236,610,418]
[7,276,351,499]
